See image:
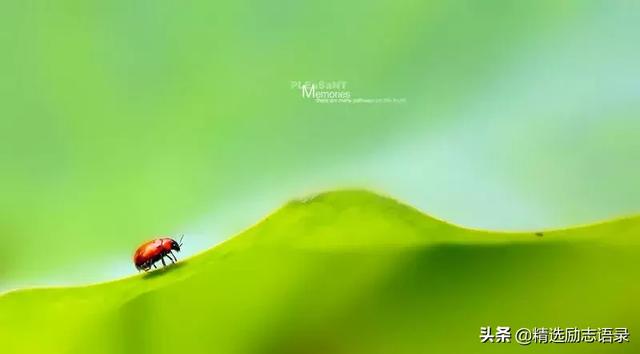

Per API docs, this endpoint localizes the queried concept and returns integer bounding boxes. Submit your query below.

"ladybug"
[133,235,183,271]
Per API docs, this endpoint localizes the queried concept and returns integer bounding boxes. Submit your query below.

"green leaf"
[1,190,638,353]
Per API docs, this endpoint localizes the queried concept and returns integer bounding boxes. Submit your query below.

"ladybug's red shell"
[133,237,181,271]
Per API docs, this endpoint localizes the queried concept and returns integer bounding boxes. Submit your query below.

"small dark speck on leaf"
[535,232,544,237]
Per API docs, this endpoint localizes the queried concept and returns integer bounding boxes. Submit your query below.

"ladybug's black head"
[171,235,184,252]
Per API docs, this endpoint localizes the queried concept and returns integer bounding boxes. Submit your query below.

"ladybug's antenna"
[178,234,184,247]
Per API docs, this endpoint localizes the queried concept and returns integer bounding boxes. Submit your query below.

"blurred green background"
[1,0,639,291]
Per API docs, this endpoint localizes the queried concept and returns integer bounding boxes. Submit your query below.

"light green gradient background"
[1,0,639,291]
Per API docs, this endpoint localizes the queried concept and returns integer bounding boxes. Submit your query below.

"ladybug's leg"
[169,251,178,262]
[152,262,157,269]
[166,254,175,264]
[161,257,166,267]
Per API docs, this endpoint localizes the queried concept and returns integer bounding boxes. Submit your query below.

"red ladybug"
[133,236,183,271]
